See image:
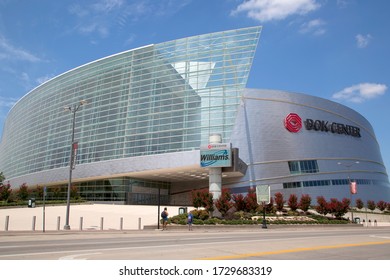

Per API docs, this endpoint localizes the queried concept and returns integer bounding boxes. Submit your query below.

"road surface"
[0,226,389,260]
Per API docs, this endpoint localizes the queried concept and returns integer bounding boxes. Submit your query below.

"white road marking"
[59,252,102,260]
[369,235,390,239]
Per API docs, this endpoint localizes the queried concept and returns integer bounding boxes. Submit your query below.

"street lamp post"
[337,161,359,223]
[63,100,87,230]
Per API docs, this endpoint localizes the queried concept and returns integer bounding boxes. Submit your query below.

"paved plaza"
[0,204,188,231]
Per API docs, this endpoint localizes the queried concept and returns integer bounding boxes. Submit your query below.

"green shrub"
[203,218,221,225]
[193,219,204,225]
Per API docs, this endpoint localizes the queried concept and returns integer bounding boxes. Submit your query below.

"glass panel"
[0,27,261,180]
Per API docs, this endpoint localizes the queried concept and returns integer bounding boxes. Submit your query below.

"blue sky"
[0,0,389,172]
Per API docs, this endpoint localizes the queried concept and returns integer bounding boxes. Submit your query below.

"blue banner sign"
[200,143,232,168]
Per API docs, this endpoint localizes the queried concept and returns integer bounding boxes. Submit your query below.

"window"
[303,180,330,187]
[288,160,319,174]
[283,182,302,189]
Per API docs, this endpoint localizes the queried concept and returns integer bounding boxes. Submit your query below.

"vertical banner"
[256,185,270,204]
[71,141,78,170]
[350,181,357,194]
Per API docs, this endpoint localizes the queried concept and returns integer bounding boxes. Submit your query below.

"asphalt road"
[0,227,389,260]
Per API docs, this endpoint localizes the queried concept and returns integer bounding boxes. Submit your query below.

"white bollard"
[57,216,61,231]
[5,215,9,231]
[32,216,36,231]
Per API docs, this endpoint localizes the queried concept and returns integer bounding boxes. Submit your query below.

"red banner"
[350,181,357,194]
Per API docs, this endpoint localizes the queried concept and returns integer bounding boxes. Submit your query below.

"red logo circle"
[284,113,302,133]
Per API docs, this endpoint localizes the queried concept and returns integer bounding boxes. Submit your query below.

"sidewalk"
[0,204,186,232]
[1,204,389,232]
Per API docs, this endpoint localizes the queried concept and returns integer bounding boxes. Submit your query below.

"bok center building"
[0,26,389,204]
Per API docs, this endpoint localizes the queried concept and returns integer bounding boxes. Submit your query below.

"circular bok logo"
[284,113,302,133]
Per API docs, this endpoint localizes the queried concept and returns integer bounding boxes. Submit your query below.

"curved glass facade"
[0,27,262,180]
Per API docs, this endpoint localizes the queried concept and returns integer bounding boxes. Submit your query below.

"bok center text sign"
[200,143,232,168]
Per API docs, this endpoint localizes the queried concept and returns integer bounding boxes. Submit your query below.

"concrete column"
[209,168,222,200]
[208,133,222,200]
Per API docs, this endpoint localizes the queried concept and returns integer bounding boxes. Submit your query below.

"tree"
[191,189,214,212]
[0,182,12,202]
[265,197,274,213]
[245,188,258,213]
[376,201,387,212]
[328,198,350,219]
[52,187,62,200]
[316,196,329,215]
[215,189,233,216]
[367,200,376,211]
[35,186,44,199]
[232,193,246,212]
[288,194,298,211]
[203,191,214,213]
[17,183,29,201]
[0,172,5,185]
[299,194,312,212]
[192,190,203,208]
[70,185,80,200]
[274,192,285,212]
[355,198,364,210]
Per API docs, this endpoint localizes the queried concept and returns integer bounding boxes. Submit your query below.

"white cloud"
[332,83,387,103]
[0,96,18,109]
[300,19,326,35]
[68,4,90,17]
[92,0,124,12]
[68,0,191,38]
[0,34,41,62]
[337,0,349,8]
[68,0,125,37]
[36,74,55,85]
[124,34,136,46]
[231,0,321,22]
[356,34,372,48]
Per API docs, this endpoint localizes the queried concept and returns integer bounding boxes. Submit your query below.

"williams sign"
[200,143,232,168]
[284,113,361,138]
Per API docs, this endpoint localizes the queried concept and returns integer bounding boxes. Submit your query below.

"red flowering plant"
[215,189,233,216]
[191,189,214,212]
[232,193,246,212]
[299,194,312,212]
[376,200,387,212]
[367,200,376,211]
[288,194,298,211]
[328,198,350,219]
[245,188,259,213]
[274,192,285,212]
[355,198,364,210]
[316,196,330,215]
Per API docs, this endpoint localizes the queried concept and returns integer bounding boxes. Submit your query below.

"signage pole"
[43,186,47,232]
[349,177,354,223]
[157,187,161,230]
[262,202,267,229]
[256,185,270,229]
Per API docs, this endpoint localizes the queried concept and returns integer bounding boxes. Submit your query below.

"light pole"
[337,161,359,223]
[63,100,87,230]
